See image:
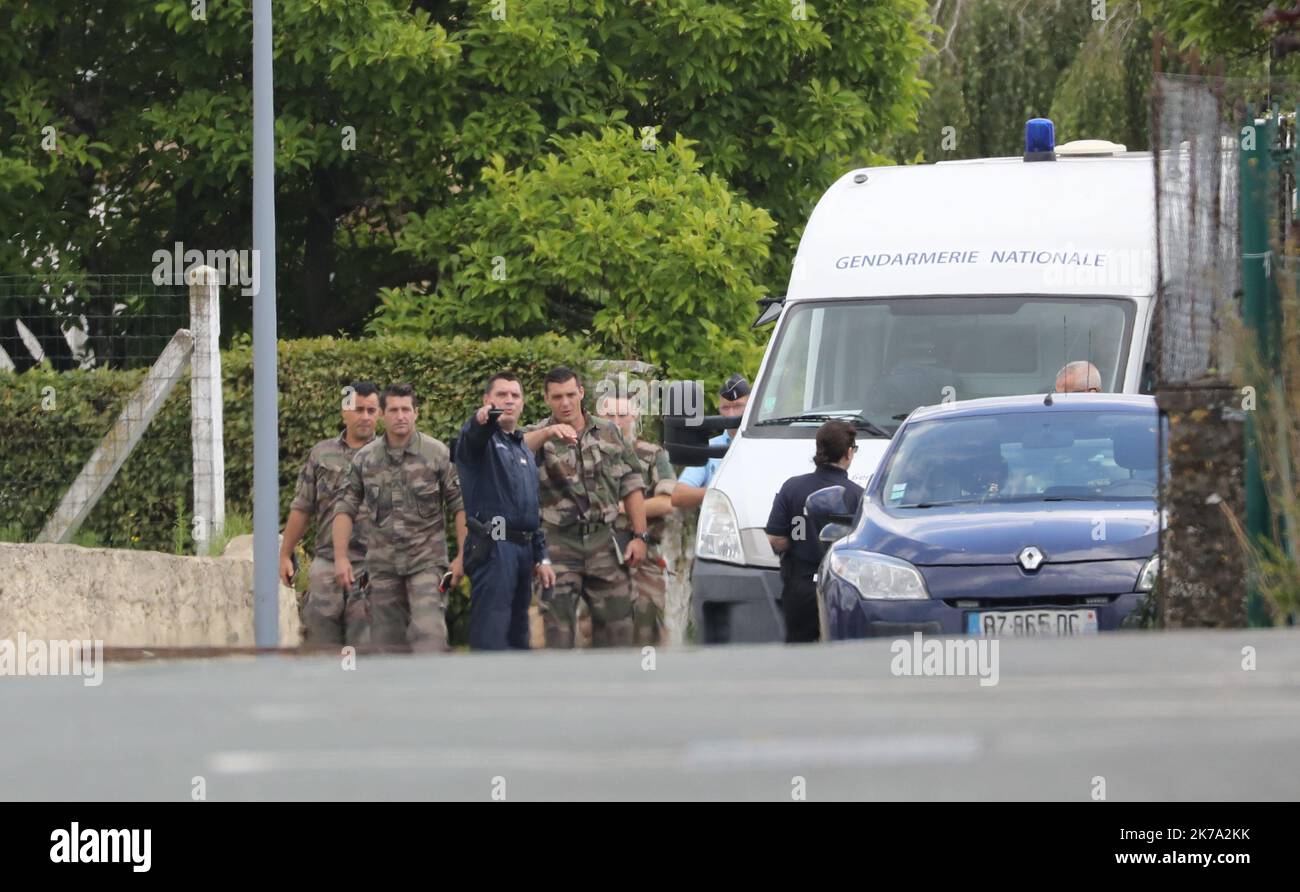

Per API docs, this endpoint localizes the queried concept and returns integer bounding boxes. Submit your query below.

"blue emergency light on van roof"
[1024,118,1056,162]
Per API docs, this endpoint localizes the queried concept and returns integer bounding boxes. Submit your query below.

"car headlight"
[1136,554,1159,592]
[697,488,745,564]
[827,550,929,600]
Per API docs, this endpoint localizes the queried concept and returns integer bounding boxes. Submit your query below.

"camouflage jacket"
[613,440,677,545]
[525,413,645,527]
[290,432,372,562]
[335,431,464,575]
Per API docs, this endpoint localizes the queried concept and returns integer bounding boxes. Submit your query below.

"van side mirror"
[663,379,741,466]
[752,296,784,328]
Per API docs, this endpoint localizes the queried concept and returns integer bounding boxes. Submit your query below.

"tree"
[891,0,1153,162]
[1150,0,1273,59]
[377,125,776,387]
[1147,0,1300,81]
[0,1,932,342]
[0,1,458,340]
[1050,1,1154,153]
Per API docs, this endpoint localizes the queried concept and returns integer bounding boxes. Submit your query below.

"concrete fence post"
[188,265,225,555]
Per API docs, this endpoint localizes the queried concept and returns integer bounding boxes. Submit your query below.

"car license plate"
[965,609,1098,637]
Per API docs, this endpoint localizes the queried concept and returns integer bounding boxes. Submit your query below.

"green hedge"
[0,333,595,552]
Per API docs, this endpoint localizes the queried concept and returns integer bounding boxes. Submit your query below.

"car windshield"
[749,296,1134,435]
[880,410,1159,508]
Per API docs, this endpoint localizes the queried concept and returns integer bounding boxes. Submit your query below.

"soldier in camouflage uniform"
[333,383,467,652]
[279,380,380,647]
[596,393,678,646]
[522,367,649,648]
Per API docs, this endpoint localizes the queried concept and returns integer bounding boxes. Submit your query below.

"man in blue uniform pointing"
[456,371,557,650]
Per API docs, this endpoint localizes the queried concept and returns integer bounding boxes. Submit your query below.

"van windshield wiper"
[755,413,891,438]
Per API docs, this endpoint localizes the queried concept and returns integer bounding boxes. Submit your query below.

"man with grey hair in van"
[1054,361,1102,393]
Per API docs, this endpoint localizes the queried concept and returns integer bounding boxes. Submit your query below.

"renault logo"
[1017,546,1045,571]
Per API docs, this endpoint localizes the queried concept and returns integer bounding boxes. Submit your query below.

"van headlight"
[1136,555,1159,592]
[697,489,745,564]
[827,550,929,600]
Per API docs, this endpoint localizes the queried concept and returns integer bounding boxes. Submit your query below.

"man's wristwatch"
[631,532,651,544]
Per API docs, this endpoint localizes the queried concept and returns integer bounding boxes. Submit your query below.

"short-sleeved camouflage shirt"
[290,432,371,562]
[335,431,464,575]
[612,439,677,544]
[524,413,645,527]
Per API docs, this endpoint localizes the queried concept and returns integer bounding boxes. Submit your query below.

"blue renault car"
[815,394,1161,639]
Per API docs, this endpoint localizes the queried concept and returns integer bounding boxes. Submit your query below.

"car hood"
[860,500,1160,565]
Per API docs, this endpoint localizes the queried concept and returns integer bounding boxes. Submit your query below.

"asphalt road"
[3,629,1298,801]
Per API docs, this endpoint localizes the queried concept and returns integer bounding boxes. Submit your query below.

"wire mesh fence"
[1150,72,1248,385]
[0,272,223,554]
[1148,70,1300,626]
[0,274,190,373]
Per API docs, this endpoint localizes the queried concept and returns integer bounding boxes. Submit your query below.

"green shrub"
[376,126,773,387]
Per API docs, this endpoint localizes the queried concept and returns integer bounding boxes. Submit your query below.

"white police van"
[675,121,1162,643]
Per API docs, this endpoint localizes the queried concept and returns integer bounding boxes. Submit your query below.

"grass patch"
[205,511,253,558]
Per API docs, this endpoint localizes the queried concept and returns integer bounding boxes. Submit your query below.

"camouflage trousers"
[539,524,634,648]
[302,556,370,648]
[369,567,449,652]
[631,551,667,647]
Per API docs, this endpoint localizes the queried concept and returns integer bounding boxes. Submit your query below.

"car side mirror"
[804,485,853,536]
[819,522,853,544]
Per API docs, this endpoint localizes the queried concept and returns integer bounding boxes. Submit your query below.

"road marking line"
[208,733,981,775]
[682,733,981,767]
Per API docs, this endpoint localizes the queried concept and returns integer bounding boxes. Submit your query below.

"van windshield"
[749,296,1135,436]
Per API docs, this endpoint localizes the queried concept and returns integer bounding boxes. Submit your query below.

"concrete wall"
[660,511,696,645]
[0,540,300,647]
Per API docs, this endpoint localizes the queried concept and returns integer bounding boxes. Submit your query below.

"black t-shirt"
[765,465,864,566]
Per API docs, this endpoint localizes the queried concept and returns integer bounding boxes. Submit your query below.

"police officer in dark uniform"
[456,371,558,650]
[765,420,864,643]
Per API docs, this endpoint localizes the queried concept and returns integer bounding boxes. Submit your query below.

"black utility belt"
[498,527,539,546]
[574,520,611,536]
[468,516,538,546]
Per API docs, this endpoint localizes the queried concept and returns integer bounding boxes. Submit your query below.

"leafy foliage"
[378,126,773,386]
[1,1,931,339]
[1148,0,1273,59]
[891,0,1154,161]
